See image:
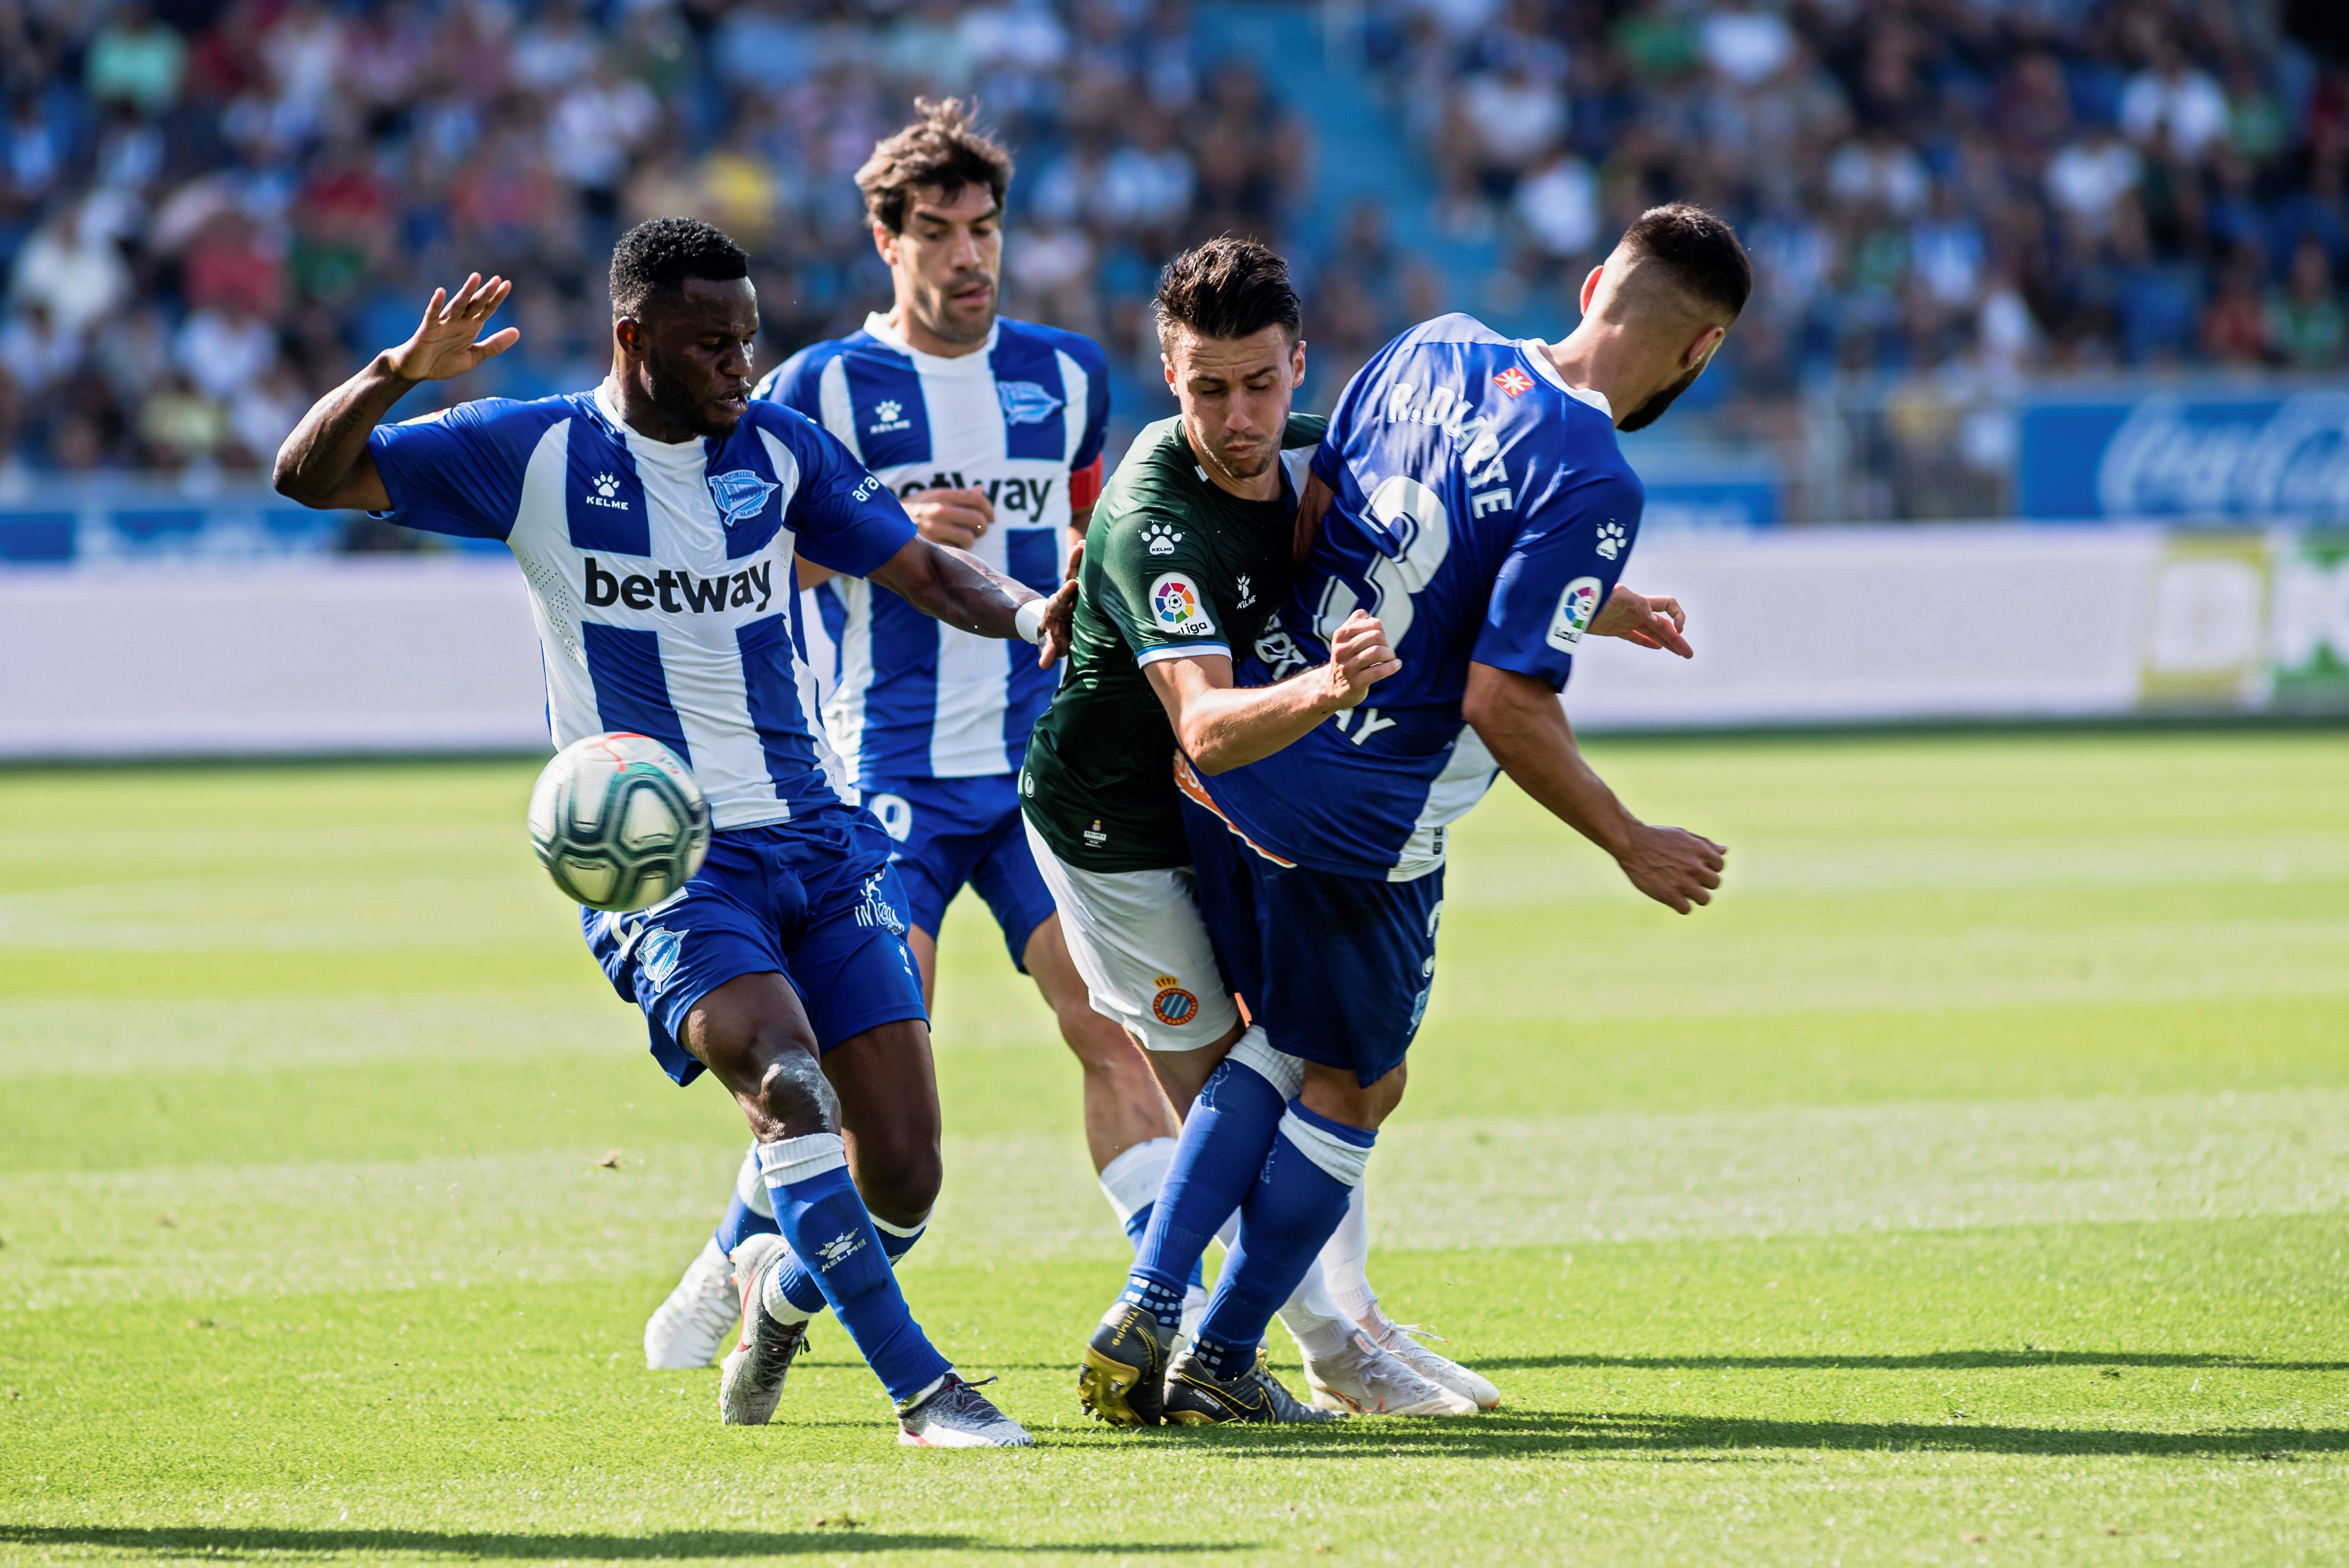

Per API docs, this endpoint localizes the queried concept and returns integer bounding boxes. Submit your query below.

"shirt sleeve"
[1472,467,1643,692]
[1095,510,1231,667]
[777,410,918,577]
[365,398,552,540]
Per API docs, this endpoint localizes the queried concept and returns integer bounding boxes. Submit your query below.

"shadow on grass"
[1478,1351,2349,1373]
[0,1527,1256,1560]
[1100,1409,2349,1461]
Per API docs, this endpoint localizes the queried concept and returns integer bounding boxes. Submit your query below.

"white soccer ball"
[528,733,711,912]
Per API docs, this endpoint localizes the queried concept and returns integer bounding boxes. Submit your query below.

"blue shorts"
[583,806,927,1087]
[858,773,1058,971]
[1180,794,1442,1087]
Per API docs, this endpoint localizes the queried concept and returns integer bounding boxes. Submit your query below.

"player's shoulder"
[737,396,836,452]
[1281,412,1328,449]
[995,315,1109,377]
[392,389,584,435]
[753,330,882,407]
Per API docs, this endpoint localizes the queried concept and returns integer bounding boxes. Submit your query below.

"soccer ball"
[528,733,711,912]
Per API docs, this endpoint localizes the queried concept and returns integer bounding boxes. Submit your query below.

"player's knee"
[858,1137,941,1227]
[749,1039,836,1135]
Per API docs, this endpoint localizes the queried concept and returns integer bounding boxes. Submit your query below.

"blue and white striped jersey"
[368,380,916,829]
[1197,314,1644,880]
[755,313,1110,783]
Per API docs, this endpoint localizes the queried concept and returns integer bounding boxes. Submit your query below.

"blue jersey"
[1197,314,1643,880]
[756,314,1110,783]
[368,382,915,828]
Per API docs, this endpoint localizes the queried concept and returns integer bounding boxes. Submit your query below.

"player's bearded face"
[1618,329,1725,433]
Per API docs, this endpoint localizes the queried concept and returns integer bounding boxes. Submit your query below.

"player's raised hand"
[904,487,995,549]
[1615,823,1726,914]
[1320,608,1401,710]
[1034,579,1078,667]
[1590,585,1693,658]
[384,274,520,383]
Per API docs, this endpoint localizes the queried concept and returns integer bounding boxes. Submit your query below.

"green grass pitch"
[2,731,2345,1565]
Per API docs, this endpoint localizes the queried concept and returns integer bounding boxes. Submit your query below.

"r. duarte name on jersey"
[892,470,1057,520]
[582,555,774,613]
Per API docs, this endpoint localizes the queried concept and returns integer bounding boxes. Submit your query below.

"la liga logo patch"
[1149,572,1216,637]
[1546,575,1603,651]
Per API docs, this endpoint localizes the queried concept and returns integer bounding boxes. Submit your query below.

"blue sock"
[1191,1102,1375,1381]
[1118,1055,1287,1327]
[1122,1202,1206,1292]
[760,1134,950,1406]
[712,1188,781,1255]
[767,1211,929,1322]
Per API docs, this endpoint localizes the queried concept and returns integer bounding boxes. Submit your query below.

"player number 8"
[1313,475,1451,649]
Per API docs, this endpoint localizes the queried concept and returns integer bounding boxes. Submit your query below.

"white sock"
[1097,1136,1177,1229]
[1276,1261,1358,1361]
[734,1141,775,1220]
[1320,1179,1380,1325]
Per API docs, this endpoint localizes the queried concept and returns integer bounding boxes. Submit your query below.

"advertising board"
[2018,388,2349,522]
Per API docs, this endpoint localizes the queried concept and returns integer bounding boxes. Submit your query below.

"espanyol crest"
[708,468,777,528]
[996,380,1064,426]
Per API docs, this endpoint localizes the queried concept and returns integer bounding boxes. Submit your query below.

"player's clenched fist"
[1615,823,1727,914]
[1319,608,1402,711]
[904,487,995,549]
[383,274,520,384]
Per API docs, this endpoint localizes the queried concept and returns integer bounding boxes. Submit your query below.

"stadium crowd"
[0,0,2344,487]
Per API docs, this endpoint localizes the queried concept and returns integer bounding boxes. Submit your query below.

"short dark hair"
[1619,203,1751,321]
[855,99,1014,234]
[609,217,750,318]
[1153,237,1302,348]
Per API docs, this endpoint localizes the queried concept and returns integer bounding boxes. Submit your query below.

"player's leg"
[1023,914,1179,1172]
[1316,1174,1502,1409]
[1154,824,1458,1424]
[643,1143,775,1369]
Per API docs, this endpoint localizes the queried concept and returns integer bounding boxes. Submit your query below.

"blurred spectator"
[9,201,131,340]
[2046,126,2143,238]
[85,3,186,117]
[2268,236,2345,368]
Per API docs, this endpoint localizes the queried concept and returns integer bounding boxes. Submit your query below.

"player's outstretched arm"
[868,536,1078,665]
[273,275,519,512]
[1462,660,1724,914]
[1143,609,1399,775]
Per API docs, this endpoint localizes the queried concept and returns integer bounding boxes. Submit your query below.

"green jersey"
[1020,413,1327,872]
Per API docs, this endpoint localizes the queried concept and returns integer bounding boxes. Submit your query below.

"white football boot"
[1303,1331,1478,1416]
[1363,1320,1502,1410]
[896,1374,1033,1447]
[643,1237,742,1370]
[717,1234,810,1425]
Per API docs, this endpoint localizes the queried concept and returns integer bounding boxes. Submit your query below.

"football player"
[1083,206,1741,1425]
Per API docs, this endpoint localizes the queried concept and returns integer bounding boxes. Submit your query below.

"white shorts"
[1023,817,1240,1053]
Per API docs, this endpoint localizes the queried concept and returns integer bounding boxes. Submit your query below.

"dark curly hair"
[855,99,1014,235]
[1152,237,1302,348]
[608,217,751,319]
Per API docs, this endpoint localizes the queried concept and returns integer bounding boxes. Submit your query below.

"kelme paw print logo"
[1595,520,1626,560]
[593,473,620,498]
[1143,521,1184,557]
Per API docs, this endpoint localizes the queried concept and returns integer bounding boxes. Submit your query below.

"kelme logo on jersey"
[869,399,912,435]
[584,556,773,613]
[586,472,629,510]
[1546,575,1603,651]
[996,380,1065,426]
[1150,572,1216,636]
[1595,520,1626,561]
[708,468,777,528]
